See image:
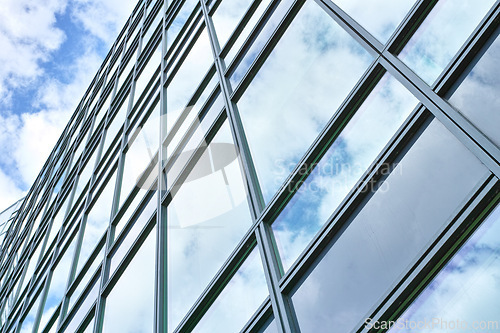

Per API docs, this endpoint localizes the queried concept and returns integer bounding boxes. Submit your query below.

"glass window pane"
[109,194,156,275]
[223,0,271,65]
[192,248,268,333]
[166,0,199,48]
[114,186,152,239]
[143,8,162,50]
[167,121,253,331]
[77,170,117,275]
[272,73,418,272]
[39,238,78,330]
[46,193,71,249]
[166,26,213,136]
[101,95,129,160]
[259,317,279,333]
[448,32,500,148]
[291,118,489,333]
[63,277,99,333]
[73,146,99,205]
[117,52,136,92]
[331,0,416,43]
[102,226,156,333]
[120,102,159,208]
[20,239,43,294]
[68,246,103,312]
[228,0,294,87]
[133,43,161,108]
[166,87,224,166]
[18,289,43,333]
[388,204,500,333]
[211,0,254,49]
[399,0,495,85]
[236,0,373,203]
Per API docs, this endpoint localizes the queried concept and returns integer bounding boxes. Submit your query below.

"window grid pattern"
[0,0,497,332]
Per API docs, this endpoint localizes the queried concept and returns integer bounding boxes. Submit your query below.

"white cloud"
[70,0,136,45]
[0,0,135,210]
[0,0,67,103]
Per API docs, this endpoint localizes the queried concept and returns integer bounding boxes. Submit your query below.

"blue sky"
[0,0,137,209]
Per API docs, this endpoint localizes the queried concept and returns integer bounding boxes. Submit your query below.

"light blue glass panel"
[388,205,500,332]
[291,118,489,333]
[448,32,500,148]
[399,0,495,85]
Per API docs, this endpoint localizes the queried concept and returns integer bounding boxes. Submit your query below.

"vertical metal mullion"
[92,3,147,332]
[156,0,168,332]
[200,1,297,332]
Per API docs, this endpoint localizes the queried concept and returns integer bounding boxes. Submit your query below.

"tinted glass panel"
[120,102,159,208]
[77,170,117,275]
[39,238,77,330]
[166,0,199,48]
[211,0,254,49]
[102,226,156,333]
[448,32,500,148]
[387,205,500,333]
[272,73,418,272]
[18,290,42,333]
[228,0,294,87]
[223,0,271,65]
[399,0,495,84]
[110,194,156,274]
[291,118,489,333]
[166,27,213,138]
[167,121,253,331]
[236,0,373,203]
[192,248,268,333]
[331,0,416,43]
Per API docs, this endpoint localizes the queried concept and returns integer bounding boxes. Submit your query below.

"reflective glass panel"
[77,170,117,275]
[120,102,159,208]
[63,277,99,333]
[272,73,418,272]
[291,118,489,333]
[167,121,253,331]
[68,247,103,312]
[448,32,500,148]
[133,43,161,108]
[211,0,254,49]
[388,205,500,333]
[18,289,42,333]
[143,8,162,50]
[19,239,43,294]
[166,88,224,168]
[237,0,373,203]
[109,194,156,274]
[228,0,294,87]
[166,0,199,48]
[39,238,77,330]
[117,52,136,92]
[259,317,279,333]
[399,0,495,85]
[192,248,268,333]
[332,0,416,43]
[46,193,71,249]
[223,0,271,65]
[166,26,213,137]
[73,146,99,205]
[102,226,156,333]
[102,94,130,159]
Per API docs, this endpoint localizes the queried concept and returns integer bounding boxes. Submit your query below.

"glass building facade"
[0,0,499,332]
